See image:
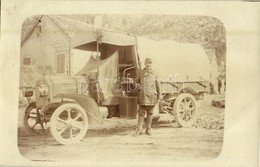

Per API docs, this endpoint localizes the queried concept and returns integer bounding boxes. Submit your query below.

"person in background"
[133,58,162,136]
[217,62,226,95]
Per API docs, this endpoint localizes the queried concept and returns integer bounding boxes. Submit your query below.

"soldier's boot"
[133,115,144,137]
[145,115,153,135]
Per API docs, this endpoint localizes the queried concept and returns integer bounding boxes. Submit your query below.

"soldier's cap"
[145,58,152,63]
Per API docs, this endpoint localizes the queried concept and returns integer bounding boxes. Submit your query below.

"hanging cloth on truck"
[76,52,119,100]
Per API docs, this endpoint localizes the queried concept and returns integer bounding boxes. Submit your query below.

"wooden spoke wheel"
[173,93,197,127]
[50,103,88,145]
[23,102,50,135]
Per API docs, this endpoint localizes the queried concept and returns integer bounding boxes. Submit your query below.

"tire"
[50,103,88,145]
[23,102,50,135]
[173,93,197,127]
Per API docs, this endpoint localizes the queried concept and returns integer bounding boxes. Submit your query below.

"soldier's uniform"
[138,68,160,114]
[134,58,161,136]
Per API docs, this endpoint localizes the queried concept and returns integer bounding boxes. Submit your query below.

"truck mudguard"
[54,94,104,124]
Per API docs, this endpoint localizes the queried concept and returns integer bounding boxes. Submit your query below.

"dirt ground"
[17,94,225,162]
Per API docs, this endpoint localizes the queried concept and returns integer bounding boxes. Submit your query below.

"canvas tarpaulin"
[76,52,119,100]
[136,37,211,81]
[71,30,136,51]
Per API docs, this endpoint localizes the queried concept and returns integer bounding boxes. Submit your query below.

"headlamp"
[37,85,49,97]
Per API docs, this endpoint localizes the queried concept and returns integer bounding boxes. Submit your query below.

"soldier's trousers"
[138,105,155,116]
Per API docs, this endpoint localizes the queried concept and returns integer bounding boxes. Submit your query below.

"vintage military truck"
[22,29,209,145]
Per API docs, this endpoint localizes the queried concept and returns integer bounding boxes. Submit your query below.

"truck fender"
[163,93,177,102]
[54,94,104,124]
[180,87,198,95]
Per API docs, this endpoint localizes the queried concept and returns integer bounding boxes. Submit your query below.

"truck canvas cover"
[72,29,138,101]
[71,30,136,51]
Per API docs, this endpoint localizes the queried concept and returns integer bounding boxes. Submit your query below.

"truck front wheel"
[50,103,88,145]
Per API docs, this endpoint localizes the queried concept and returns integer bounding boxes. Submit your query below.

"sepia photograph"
[18,14,226,161]
[0,1,259,167]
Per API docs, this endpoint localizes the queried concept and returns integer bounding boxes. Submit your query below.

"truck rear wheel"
[50,103,88,145]
[173,93,197,127]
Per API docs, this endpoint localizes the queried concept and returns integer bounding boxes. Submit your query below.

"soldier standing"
[133,58,162,136]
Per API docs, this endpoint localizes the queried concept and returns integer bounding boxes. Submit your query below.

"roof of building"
[21,15,97,45]
[46,15,96,38]
[19,66,53,88]
[21,15,43,44]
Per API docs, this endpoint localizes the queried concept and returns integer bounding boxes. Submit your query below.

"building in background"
[21,15,97,75]
[20,15,96,87]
